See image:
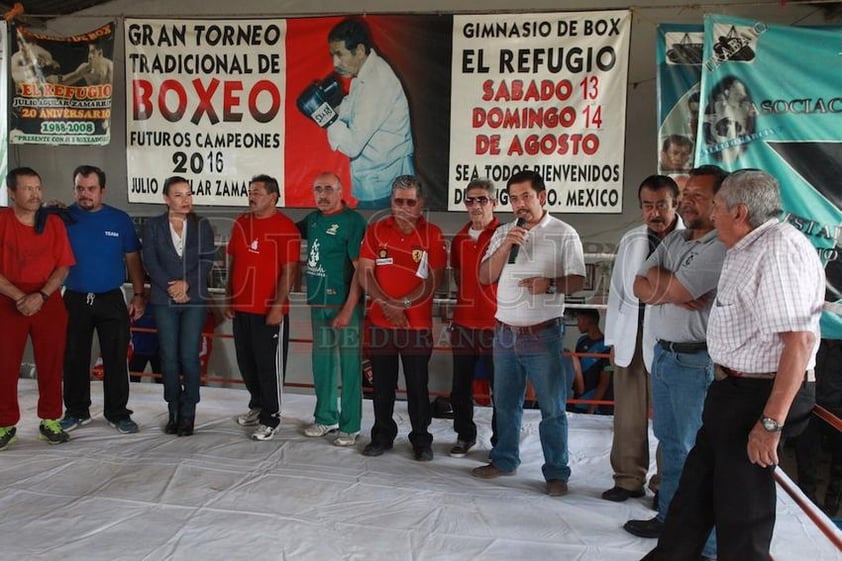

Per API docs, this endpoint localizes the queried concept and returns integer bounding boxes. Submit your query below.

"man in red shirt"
[0,167,75,450]
[225,175,301,441]
[358,175,447,461]
[448,179,499,457]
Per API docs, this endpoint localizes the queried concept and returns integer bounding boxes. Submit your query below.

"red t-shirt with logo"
[451,219,499,329]
[360,216,447,329]
[227,211,300,315]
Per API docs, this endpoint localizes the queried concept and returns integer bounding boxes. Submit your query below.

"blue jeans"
[155,303,207,419]
[491,321,570,482]
[651,344,716,557]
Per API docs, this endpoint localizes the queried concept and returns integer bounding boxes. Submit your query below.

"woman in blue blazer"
[142,176,215,436]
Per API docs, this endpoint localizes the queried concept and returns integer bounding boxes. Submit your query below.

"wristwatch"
[545,278,557,295]
[759,416,783,433]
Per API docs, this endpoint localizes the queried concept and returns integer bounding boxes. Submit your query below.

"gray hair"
[463,178,497,201]
[391,175,425,199]
[718,169,782,228]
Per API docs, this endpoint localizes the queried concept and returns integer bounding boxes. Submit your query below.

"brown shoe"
[546,479,568,496]
[471,463,516,479]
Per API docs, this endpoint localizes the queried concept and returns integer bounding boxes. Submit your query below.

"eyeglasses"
[464,196,490,207]
[393,198,418,207]
[313,184,337,194]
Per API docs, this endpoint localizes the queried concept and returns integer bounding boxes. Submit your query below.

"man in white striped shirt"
[642,169,825,561]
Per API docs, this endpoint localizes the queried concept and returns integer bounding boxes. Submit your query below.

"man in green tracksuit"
[298,171,367,446]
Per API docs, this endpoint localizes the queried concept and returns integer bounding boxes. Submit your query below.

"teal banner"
[655,24,702,180]
[696,14,842,339]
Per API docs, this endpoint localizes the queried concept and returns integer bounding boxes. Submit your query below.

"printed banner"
[448,11,631,213]
[696,14,842,338]
[125,19,286,205]
[1,25,7,205]
[655,24,702,184]
[9,23,114,145]
[125,13,627,211]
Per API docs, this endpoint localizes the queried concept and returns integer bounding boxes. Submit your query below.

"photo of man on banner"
[10,33,59,88]
[702,75,756,163]
[48,41,113,86]
[298,17,415,209]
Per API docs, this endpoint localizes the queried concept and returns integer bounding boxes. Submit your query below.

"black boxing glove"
[297,74,343,128]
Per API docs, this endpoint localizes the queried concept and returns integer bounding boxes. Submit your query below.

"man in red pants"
[0,167,75,450]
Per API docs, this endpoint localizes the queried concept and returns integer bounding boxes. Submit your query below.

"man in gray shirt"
[624,166,728,561]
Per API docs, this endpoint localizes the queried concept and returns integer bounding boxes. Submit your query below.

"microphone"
[507,217,526,264]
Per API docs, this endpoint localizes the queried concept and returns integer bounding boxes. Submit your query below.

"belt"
[497,317,561,336]
[714,364,815,382]
[658,340,707,354]
[66,288,123,306]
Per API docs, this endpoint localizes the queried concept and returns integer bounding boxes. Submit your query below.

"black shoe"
[623,517,664,539]
[601,486,646,502]
[414,446,434,462]
[362,441,393,457]
[652,490,659,511]
[164,415,179,435]
[177,417,194,437]
[449,439,476,458]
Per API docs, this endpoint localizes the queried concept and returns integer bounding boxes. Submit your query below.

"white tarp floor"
[1,379,839,561]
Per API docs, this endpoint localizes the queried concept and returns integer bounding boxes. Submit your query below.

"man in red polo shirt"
[448,179,499,457]
[358,175,447,461]
[225,174,301,441]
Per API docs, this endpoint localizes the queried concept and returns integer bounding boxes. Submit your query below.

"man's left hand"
[747,422,781,467]
[16,293,44,317]
[380,301,409,328]
[265,306,284,326]
[332,308,352,328]
[129,295,146,320]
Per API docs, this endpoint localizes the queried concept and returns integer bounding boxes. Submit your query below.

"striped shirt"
[708,220,824,373]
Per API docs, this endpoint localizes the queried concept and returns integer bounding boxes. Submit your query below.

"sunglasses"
[464,196,490,206]
[393,197,419,207]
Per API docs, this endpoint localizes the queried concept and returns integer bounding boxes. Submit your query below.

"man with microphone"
[471,170,586,497]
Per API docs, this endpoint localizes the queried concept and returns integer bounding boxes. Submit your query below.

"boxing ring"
[2,380,839,561]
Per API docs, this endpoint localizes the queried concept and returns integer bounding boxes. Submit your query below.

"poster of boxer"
[9,22,114,145]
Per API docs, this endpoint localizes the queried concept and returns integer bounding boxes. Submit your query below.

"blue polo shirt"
[65,204,142,293]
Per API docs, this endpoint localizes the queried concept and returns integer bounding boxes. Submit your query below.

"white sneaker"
[250,424,277,441]
[303,423,339,437]
[333,432,359,447]
[237,408,261,426]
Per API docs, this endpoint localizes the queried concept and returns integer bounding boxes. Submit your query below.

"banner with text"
[696,14,842,338]
[125,13,628,211]
[9,23,114,145]
[125,19,286,205]
[655,24,702,184]
[449,11,631,213]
